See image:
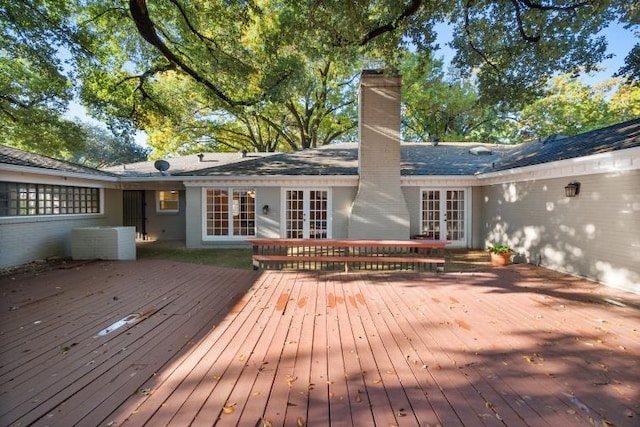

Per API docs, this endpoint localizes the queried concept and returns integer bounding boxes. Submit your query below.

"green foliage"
[0,0,86,156]
[448,0,621,108]
[3,0,638,158]
[517,75,639,138]
[69,123,149,167]
[400,50,519,143]
[487,244,512,254]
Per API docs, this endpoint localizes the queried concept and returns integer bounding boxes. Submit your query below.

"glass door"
[285,189,330,239]
[421,189,467,245]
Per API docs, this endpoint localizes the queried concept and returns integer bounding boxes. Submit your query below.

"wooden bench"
[247,239,449,272]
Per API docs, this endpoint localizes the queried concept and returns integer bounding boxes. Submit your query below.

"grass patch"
[136,244,253,270]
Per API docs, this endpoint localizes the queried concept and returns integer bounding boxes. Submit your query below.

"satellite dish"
[154,160,170,174]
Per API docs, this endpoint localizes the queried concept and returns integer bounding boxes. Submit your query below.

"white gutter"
[0,164,120,183]
[182,175,360,187]
[477,145,640,185]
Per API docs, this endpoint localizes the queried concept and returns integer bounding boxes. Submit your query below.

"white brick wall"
[0,189,123,268]
[480,170,640,293]
[71,227,136,260]
[349,72,410,240]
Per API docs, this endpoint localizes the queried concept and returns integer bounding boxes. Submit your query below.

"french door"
[284,189,330,239]
[421,189,467,246]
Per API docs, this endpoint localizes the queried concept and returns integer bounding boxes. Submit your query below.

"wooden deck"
[1,260,639,426]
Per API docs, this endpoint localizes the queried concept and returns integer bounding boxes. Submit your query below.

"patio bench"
[247,238,449,272]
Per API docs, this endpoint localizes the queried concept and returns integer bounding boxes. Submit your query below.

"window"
[0,182,100,217]
[205,188,255,237]
[156,190,179,212]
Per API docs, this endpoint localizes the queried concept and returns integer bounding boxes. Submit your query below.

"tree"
[3,1,638,157]
[119,0,636,108]
[0,1,88,156]
[614,2,640,84]
[448,1,637,107]
[69,123,149,167]
[609,81,640,119]
[517,75,635,138]
[87,58,358,157]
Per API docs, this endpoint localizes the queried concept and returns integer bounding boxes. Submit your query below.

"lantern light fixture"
[564,182,580,198]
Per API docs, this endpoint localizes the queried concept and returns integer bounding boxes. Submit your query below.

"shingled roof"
[3,119,638,179]
[0,144,116,177]
[103,151,276,177]
[180,118,639,177]
[179,142,512,177]
[485,118,640,173]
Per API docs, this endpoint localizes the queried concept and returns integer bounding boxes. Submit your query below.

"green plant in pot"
[487,244,512,267]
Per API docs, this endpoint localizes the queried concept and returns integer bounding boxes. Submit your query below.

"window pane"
[232,188,256,236]
[206,189,229,236]
[0,182,100,217]
[157,190,179,211]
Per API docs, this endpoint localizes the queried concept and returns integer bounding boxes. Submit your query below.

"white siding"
[256,187,281,238]
[144,189,187,241]
[185,186,203,248]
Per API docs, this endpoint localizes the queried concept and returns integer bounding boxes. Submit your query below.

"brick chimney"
[348,71,410,240]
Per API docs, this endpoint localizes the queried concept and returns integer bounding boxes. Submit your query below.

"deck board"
[1,261,639,426]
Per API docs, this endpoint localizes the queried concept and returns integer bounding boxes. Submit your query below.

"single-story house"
[1,71,639,293]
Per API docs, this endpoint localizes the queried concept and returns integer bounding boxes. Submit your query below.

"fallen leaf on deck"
[258,418,272,427]
[593,373,610,385]
[223,403,236,414]
[355,391,362,403]
[373,378,382,384]
[297,417,306,426]
[287,376,297,387]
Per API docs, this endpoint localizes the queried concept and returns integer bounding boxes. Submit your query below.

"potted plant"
[487,244,512,267]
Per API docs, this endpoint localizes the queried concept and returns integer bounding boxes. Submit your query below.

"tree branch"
[128,0,253,107]
[463,1,502,78]
[518,0,589,12]
[510,0,540,43]
[359,0,423,46]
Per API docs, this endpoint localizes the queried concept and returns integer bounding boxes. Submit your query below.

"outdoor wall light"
[564,182,581,198]
[262,205,269,215]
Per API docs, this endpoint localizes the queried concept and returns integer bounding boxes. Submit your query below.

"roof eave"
[477,145,640,183]
[0,164,120,183]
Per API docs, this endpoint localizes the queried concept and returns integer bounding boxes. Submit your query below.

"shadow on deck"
[1,260,638,426]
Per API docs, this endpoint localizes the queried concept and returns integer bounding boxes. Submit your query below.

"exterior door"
[421,189,467,246]
[123,190,146,239]
[284,189,330,239]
